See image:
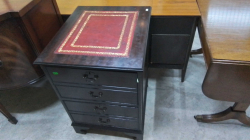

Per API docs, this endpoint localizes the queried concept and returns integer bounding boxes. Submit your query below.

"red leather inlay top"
[54,11,138,57]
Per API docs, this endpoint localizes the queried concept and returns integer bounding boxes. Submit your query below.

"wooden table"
[194,0,250,125]
[56,0,200,16]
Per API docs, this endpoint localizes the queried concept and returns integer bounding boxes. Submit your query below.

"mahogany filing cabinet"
[34,6,151,140]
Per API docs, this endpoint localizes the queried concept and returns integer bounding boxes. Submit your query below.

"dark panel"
[0,0,63,90]
[22,0,63,54]
[71,113,138,130]
[64,101,138,118]
[61,15,70,22]
[56,85,137,105]
[150,34,190,64]
[148,16,197,81]
[46,66,138,88]
[150,17,194,34]
[0,18,42,90]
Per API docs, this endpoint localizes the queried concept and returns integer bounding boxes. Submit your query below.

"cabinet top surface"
[34,6,151,71]
[56,0,200,16]
[197,0,250,63]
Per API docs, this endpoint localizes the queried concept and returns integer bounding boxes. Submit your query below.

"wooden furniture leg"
[77,127,89,134]
[194,103,250,126]
[125,132,143,140]
[190,48,203,57]
[0,102,18,124]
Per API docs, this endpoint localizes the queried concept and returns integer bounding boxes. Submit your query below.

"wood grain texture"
[202,63,250,103]
[34,6,151,71]
[198,0,250,103]
[197,0,250,62]
[0,18,43,90]
[151,0,200,16]
[0,0,63,90]
[21,0,63,54]
[56,0,200,16]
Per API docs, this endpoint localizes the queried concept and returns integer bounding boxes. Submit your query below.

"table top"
[56,0,200,16]
[34,6,151,71]
[198,0,250,103]
[197,0,250,63]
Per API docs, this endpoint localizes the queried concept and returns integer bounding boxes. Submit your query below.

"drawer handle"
[83,72,98,83]
[89,91,103,98]
[0,60,3,67]
[94,106,107,112]
[98,118,110,124]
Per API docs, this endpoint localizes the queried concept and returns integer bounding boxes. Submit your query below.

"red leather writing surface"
[54,11,138,57]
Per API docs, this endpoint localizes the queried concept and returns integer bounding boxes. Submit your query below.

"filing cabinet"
[34,6,151,140]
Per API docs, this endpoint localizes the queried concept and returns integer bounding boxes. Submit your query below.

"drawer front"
[150,17,195,34]
[64,101,138,118]
[71,114,138,130]
[56,85,137,105]
[151,34,190,64]
[46,67,137,88]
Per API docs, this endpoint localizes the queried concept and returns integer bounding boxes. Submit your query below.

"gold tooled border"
[71,14,128,49]
[57,11,138,56]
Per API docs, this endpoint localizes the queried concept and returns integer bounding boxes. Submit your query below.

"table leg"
[0,102,18,124]
[194,103,250,126]
[190,48,203,57]
[77,127,89,134]
[124,132,143,140]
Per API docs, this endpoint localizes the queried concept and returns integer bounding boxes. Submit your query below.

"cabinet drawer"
[46,67,137,88]
[151,34,190,64]
[56,85,137,105]
[150,17,195,34]
[71,114,138,130]
[65,101,138,118]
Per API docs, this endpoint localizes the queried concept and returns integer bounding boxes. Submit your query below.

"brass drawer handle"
[83,72,98,83]
[89,91,103,98]
[98,118,110,123]
[94,106,107,112]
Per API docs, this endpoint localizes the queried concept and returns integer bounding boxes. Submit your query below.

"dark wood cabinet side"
[0,0,63,90]
[21,0,63,55]
[0,18,43,90]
